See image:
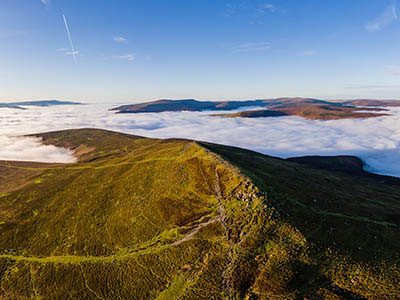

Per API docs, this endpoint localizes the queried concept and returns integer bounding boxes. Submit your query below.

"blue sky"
[1,0,400,102]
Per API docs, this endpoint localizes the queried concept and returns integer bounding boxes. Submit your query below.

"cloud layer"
[0,135,76,163]
[1,104,400,177]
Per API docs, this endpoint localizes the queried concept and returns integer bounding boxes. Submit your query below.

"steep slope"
[0,129,399,300]
[287,156,365,173]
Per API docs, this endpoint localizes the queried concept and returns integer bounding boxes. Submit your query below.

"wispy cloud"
[113,54,135,61]
[114,36,128,43]
[385,65,400,75]
[231,42,271,53]
[57,48,80,56]
[225,3,245,16]
[41,0,50,6]
[365,3,397,32]
[65,51,80,56]
[302,50,316,56]
[257,4,276,13]
[226,2,278,17]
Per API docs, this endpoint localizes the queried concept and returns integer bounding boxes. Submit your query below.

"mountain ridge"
[0,128,399,299]
[0,100,82,110]
[111,98,400,120]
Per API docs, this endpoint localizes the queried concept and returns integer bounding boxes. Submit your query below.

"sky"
[1,0,400,102]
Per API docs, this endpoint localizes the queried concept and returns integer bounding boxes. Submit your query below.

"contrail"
[62,14,77,64]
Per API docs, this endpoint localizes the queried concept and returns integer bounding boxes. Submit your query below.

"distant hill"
[342,99,400,107]
[213,104,389,120]
[0,128,400,299]
[0,103,26,110]
[110,98,327,113]
[0,100,82,109]
[111,98,268,113]
[111,98,400,120]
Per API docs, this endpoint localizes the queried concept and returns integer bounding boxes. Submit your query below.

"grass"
[0,128,399,299]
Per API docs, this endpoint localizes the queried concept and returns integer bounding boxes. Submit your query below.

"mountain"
[342,99,400,107]
[110,99,267,113]
[110,98,329,113]
[0,100,82,109]
[111,98,400,120]
[214,110,289,118]
[0,103,26,110]
[213,105,389,120]
[0,128,400,300]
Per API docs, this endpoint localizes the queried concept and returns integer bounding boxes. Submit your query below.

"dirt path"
[215,168,234,300]
[172,218,219,246]
[171,166,234,299]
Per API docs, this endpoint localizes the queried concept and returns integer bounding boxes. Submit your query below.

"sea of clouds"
[0,135,76,163]
[0,103,400,177]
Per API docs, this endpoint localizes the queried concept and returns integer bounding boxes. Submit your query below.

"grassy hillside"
[0,129,399,299]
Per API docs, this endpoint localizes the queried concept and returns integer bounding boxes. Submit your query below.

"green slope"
[0,128,399,300]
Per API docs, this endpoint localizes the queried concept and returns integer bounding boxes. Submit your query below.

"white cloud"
[114,36,128,43]
[41,0,50,6]
[113,54,135,61]
[302,50,315,56]
[366,4,397,32]
[0,135,75,163]
[257,4,276,13]
[226,2,277,16]
[1,104,400,177]
[65,51,80,55]
[57,48,80,56]
[231,42,271,53]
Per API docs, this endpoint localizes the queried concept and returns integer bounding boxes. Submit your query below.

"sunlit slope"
[0,129,399,300]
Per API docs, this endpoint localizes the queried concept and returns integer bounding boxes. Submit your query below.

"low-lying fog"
[1,104,399,177]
